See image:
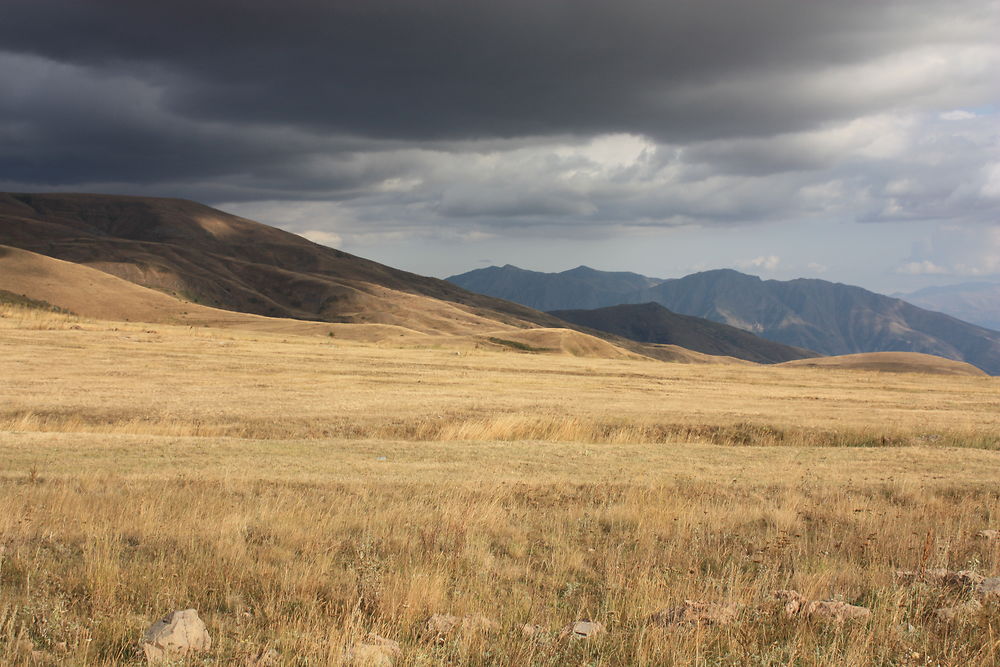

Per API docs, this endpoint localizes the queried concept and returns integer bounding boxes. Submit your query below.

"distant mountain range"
[448,264,1000,375]
[897,282,1000,331]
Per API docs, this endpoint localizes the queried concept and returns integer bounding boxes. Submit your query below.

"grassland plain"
[1,304,999,665]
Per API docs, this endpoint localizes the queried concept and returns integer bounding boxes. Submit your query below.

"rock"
[255,647,281,665]
[976,530,999,541]
[894,568,985,589]
[424,614,460,639]
[343,634,401,666]
[141,609,212,664]
[977,576,1000,599]
[14,637,34,656]
[774,590,871,622]
[558,620,606,640]
[648,600,739,627]
[934,599,983,624]
[424,614,499,641]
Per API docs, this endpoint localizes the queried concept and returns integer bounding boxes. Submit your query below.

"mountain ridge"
[448,264,1000,374]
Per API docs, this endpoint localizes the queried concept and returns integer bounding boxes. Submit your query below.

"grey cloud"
[1,0,996,143]
[0,0,998,243]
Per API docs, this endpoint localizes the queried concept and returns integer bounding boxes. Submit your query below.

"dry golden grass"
[2,306,1000,665]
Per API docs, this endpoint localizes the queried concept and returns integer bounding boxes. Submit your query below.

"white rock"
[141,609,212,664]
[343,634,401,666]
[978,577,1000,599]
[559,620,606,640]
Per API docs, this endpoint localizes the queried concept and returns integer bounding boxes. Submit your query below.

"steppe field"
[2,303,999,666]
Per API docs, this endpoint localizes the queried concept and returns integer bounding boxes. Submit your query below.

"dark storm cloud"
[1,0,992,143]
[0,0,997,240]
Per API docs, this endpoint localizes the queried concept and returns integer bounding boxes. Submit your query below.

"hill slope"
[779,352,987,377]
[0,193,574,335]
[550,302,816,364]
[0,193,745,364]
[449,264,1000,374]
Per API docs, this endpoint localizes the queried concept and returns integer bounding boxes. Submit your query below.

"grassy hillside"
[0,193,569,333]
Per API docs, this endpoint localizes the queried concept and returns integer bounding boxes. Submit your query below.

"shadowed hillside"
[0,193,570,334]
[550,302,816,364]
[0,193,750,364]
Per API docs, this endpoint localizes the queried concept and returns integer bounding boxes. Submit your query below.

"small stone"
[256,647,281,665]
[141,609,212,664]
[15,637,35,656]
[558,620,606,640]
[648,600,739,627]
[423,614,498,641]
[343,634,401,666]
[934,599,983,624]
[977,577,1000,599]
[521,623,545,638]
[774,590,870,622]
[894,568,984,589]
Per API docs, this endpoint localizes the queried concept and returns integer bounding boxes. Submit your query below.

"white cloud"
[299,230,343,247]
[806,262,829,273]
[941,110,978,120]
[896,260,950,275]
[981,163,1000,199]
[737,255,781,271]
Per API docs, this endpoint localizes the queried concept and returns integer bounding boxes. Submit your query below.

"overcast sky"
[2,0,998,293]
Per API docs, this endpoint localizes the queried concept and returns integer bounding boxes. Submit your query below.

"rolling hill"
[779,352,987,377]
[449,265,1000,375]
[0,192,791,365]
[0,192,566,336]
[550,302,816,364]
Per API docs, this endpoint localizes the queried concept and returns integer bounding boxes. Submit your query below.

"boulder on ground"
[343,634,401,666]
[774,590,871,622]
[423,614,499,641]
[894,568,984,589]
[255,647,281,665]
[935,599,983,624]
[141,609,212,664]
[977,577,1000,599]
[558,620,606,640]
[648,600,738,627]
[520,623,550,643]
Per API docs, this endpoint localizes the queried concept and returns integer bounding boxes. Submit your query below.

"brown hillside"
[0,193,566,333]
[779,352,987,377]
[0,245,651,359]
[0,192,751,364]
